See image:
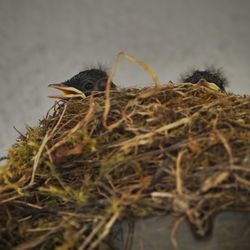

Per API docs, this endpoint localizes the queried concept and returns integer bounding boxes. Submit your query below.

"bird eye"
[84,82,94,91]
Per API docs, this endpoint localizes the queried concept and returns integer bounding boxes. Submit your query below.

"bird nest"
[1,83,250,250]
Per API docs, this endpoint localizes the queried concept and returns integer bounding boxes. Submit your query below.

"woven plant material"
[0,83,250,249]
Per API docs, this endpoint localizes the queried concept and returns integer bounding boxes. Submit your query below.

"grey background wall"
[0,0,249,156]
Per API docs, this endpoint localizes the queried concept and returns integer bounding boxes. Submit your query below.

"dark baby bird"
[181,68,228,91]
[49,68,116,98]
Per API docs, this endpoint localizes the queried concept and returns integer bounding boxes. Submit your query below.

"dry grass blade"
[113,116,192,150]
[86,211,120,250]
[29,104,68,186]
[176,150,186,195]
[103,51,160,129]
[201,171,230,193]
[13,227,61,250]
[170,216,184,250]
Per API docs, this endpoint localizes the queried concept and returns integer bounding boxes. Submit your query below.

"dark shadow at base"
[108,212,250,250]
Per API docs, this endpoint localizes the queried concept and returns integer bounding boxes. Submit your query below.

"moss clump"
[0,83,250,249]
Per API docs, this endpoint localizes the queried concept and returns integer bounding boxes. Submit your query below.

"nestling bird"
[49,68,116,98]
[180,68,228,91]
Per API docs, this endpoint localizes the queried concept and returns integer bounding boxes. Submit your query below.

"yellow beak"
[48,83,86,99]
[196,79,221,91]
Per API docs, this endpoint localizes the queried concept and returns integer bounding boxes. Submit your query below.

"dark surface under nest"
[0,83,250,249]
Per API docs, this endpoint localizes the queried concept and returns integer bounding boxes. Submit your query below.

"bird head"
[49,68,116,99]
[181,68,228,91]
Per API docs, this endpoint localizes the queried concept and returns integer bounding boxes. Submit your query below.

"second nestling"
[180,67,228,92]
[48,67,227,98]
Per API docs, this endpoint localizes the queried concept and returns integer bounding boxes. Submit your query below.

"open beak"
[48,83,86,99]
[196,79,221,91]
